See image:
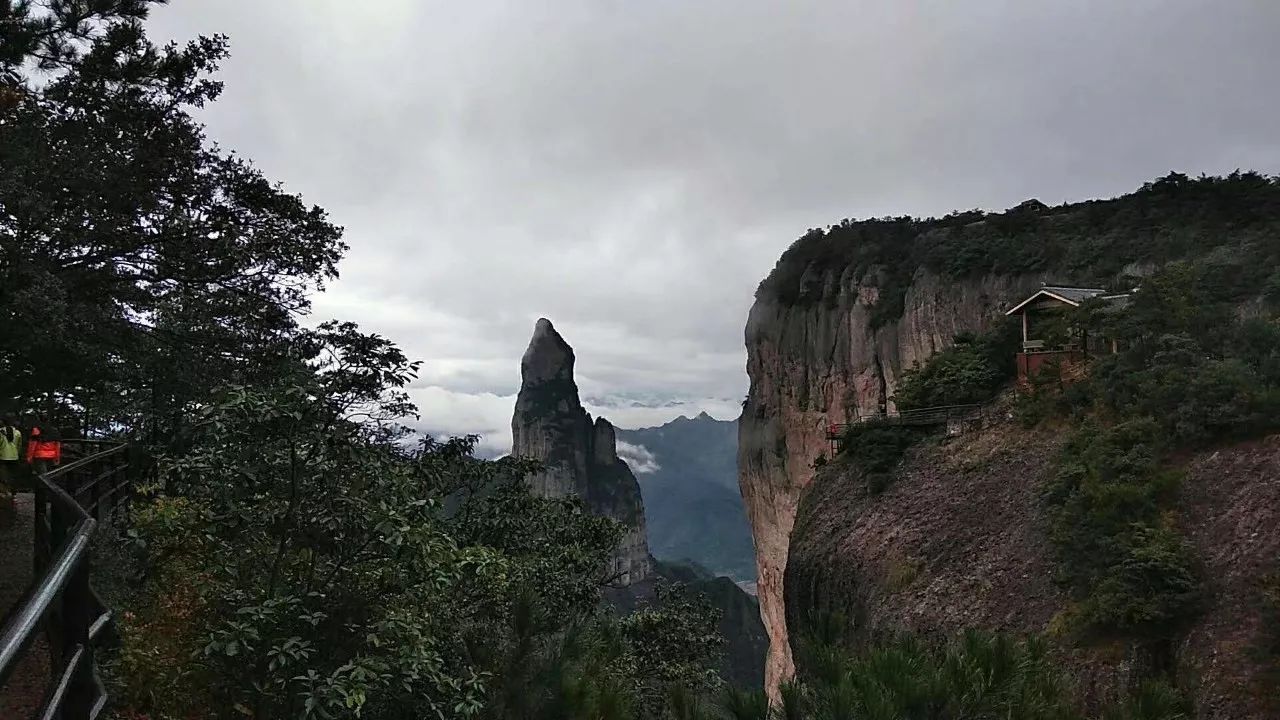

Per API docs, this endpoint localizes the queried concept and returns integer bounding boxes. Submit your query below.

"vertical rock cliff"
[738,267,1036,693]
[737,174,1280,698]
[512,318,652,585]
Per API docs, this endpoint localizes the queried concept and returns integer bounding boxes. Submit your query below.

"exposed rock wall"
[784,406,1280,719]
[513,318,652,585]
[739,176,1280,701]
[738,267,1041,695]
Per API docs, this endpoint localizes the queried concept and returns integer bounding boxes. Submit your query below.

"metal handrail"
[0,440,134,720]
[827,403,983,437]
[0,524,94,675]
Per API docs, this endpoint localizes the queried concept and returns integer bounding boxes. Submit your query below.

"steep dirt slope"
[1179,436,1280,719]
[784,410,1280,718]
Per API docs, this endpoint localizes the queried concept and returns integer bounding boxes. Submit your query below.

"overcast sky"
[148,1,1280,454]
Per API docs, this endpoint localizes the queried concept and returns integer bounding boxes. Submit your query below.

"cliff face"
[784,407,1280,719]
[512,318,652,585]
[738,267,1040,691]
[739,174,1280,695]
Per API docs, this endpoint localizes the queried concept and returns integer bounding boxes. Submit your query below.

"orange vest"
[25,428,61,464]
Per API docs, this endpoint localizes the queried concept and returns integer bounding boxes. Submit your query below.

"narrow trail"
[0,493,51,717]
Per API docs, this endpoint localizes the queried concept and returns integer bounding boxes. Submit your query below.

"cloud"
[617,441,661,475]
[145,1,1280,440]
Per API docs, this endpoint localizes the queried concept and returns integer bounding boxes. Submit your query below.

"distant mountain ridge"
[617,413,756,582]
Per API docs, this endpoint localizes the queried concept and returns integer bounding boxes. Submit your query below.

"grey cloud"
[617,441,662,475]
[148,0,1280,444]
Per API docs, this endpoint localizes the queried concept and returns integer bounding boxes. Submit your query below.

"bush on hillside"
[1029,258,1280,644]
[1080,262,1280,446]
[839,422,928,495]
[717,629,1190,720]
[1042,419,1201,637]
[892,319,1020,410]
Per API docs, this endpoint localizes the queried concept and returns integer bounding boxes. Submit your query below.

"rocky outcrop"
[512,318,652,585]
[784,404,1280,719]
[739,266,1039,694]
[739,175,1280,701]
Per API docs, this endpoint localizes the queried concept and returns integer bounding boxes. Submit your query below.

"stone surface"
[738,265,1040,695]
[785,407,1280,719]
[511,318,652,585]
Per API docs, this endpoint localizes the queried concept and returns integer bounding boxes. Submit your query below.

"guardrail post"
[62,551,96,719]
[46,487,70,664]
[33,480,47,576]
[91,457,105,521]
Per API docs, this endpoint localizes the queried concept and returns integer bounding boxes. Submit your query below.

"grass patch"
[884,557,921,593]
[718,628,1191,720]
[839,422,928,495]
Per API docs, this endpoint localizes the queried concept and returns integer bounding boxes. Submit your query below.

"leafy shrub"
[1104,680,1193,720]
[893,319,1020,410]
[1086,523,1202,633]
[839,422,927,494]
[1033,258,1280,644]
[726,629,1190,720]
[111,365,723,719]
[1042,420,1200,637]
[1079,262,1280,447]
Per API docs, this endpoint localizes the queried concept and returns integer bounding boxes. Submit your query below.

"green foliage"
[720,630,1189,720]
[1043,420,1200,637]
[620,583,726,716]
[0,1,162,75]
[838,422,926,494]
[893,319,1020,410]
[114,369,724,718]
[1103,680,1193,720]
[1,3,344,439]
[1082,263,1280,447]
[4,7,727,719]
[719,686,770,720]
[1032,259,1280,643]
[758,172,1280,331]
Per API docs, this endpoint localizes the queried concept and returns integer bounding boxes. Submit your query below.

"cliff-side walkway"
[0,493,51,717]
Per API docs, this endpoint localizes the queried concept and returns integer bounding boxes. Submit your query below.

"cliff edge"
[738,173,1280,697]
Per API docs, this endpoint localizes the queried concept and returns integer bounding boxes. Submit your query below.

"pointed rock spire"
[510,318,652,585]
[521,318,575,385]
[593,417,617,466]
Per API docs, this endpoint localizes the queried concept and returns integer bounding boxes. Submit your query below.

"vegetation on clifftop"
[757,172,1280,328]
[893,318,1021,410]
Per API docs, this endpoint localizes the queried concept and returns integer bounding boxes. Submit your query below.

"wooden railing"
[0,440,139,720]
